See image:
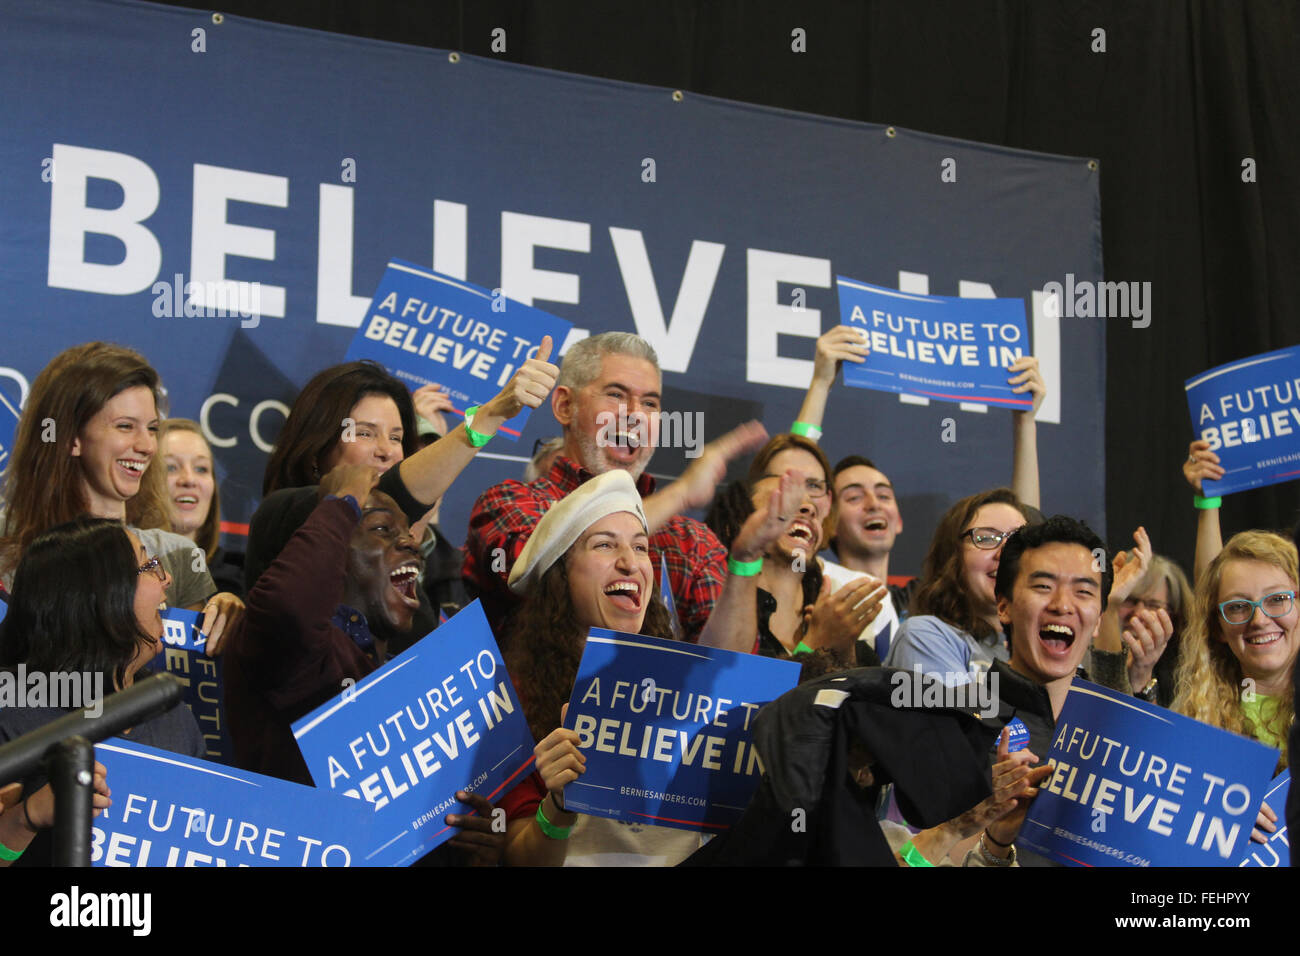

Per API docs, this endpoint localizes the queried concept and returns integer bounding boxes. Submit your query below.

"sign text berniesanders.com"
[345,260,572,439]
[837,277,1033,408]
[291,601,535,864]
[563,630,800,832]
[1019,679,1278,867]
[1185,347,1300,497]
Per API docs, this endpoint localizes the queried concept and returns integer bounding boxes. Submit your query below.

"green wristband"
[792,641,816,656]
[790,421,823,442]
[462,406,494,448]
[1193,494,1221,509]
[727,556,763,577]
[899,840,934,868]
[535,801,573,840]
[0,840,23,861]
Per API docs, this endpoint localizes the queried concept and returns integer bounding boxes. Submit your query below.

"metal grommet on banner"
[885,126,897,138]
[1087,159,1098,171]
[672,90,684,102]
[449,51,461,63]
[211,12,223,24]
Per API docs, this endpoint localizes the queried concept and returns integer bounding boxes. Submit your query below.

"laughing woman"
[0,343,241,643]
[502,467,801,866]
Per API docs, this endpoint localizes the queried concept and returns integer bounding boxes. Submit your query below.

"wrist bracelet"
[1193,494,1221,509]
[727,556,763,577]
[462,406,494,448]
[0,840,23,861]
[535,800,573,840]
[899,840,934,868]
[983,827,1013,848]
[790,421,823,442]
[977,831,1015,866]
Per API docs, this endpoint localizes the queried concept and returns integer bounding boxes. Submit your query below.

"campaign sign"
[151,609,232,765]
[92,740,407,866]
[1184,347,1300,496]
[1239,773,1290,867]
[562,630,800,832]
[344,260,572,439]
[292,600,535,864]
[837,277,1033,408]
[1019,680,1279,867]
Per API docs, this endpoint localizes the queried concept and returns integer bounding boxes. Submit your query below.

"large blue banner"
[562,630,800,831]
[1019,679,1278,867]
[344,260,572,439]
[1185,347,1300,496]
[0,0,1104,572]
[92,740,408,867]
[837,277,1033,408]
[291,600,535,864]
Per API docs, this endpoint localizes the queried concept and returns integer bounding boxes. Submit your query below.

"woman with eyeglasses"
[1174,531,1297,762]
[706,433,887,674]
[0,517,205,866]
[883,488,1034,680]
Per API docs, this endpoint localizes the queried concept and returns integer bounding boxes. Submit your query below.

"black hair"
[832,454,879,477]
[1,517,157,691]
[994,515,1112,612]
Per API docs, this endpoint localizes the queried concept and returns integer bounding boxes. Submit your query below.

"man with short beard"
[464,332,767,649]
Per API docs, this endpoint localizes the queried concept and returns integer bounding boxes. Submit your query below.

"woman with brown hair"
[705,433,885,674]
[0,343,240,640]
[883,487,1033,680]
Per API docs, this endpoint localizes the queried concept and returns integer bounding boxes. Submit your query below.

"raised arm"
[1184,439,1224,583]
[792,325,869,436]
[393,336,559,508]
[641,420,768,534]
[1008,355,1046,510]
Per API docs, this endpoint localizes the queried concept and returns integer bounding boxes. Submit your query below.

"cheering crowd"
[0,328,1294,867]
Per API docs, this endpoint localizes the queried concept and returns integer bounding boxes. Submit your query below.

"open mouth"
[117,459,147,477]
[1244,630,1283,647]
[787,521,817,547]
[863,517,888,532]
[174,495,199,508]
[603,579,642,612]
[1038,623,1076,655]
[388,563,422,608]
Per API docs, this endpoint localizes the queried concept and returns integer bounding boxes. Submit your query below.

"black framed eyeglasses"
[1218,591,1295,625]
[137,556,166,582]
[758,474,829,499]
[961,527,1021,550]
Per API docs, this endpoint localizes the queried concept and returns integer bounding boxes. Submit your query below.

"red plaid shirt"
[463,455,726,643]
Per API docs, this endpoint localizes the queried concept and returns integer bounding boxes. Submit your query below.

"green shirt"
[1241,693,1286,751]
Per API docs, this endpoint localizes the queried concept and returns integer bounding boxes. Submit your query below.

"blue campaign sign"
[1239,773,1290,867]
[151,609,232,765]
[92,740,408,866]
[291,600,535,864]
[562,629,800,832]
[1019,679,1279,867]
[1185,347,1300,496]
[344,260,572,439]
[837,277,1033,409]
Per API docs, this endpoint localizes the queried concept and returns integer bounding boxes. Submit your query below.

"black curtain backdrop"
[158,0,1300,575]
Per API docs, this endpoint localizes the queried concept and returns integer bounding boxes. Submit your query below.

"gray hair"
[556,332,660,392]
